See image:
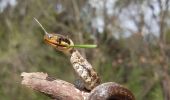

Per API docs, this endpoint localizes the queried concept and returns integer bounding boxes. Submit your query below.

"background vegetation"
[0,0,170,100]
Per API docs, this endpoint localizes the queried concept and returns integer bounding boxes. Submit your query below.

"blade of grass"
[69,44,97,48]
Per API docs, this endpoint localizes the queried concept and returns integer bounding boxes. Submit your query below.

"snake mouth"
[44,38,69,49]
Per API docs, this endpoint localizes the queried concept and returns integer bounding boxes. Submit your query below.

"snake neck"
[69,49,100,90]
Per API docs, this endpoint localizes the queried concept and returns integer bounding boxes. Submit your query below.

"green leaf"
[69,44,97,48]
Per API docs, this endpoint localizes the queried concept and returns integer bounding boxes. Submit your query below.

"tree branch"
[21,72,89,100]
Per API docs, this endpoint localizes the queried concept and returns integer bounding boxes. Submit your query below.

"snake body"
[70,50,100,90]
[43,33,135,100]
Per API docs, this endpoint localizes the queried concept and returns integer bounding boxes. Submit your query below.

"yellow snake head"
[33,18,74,54]
[44,33,74,54]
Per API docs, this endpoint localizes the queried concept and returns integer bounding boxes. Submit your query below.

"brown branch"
[21,72,89,100]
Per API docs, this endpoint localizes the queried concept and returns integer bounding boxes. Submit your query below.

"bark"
[21,72,89,100]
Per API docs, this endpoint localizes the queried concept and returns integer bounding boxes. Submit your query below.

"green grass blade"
[69,44,97,48]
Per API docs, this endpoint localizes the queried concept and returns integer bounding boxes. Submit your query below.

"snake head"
[44,33,74,54]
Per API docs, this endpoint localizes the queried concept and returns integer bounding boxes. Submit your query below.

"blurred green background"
[0,0,170,100]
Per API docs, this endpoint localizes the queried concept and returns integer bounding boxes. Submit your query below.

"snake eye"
[58,38,62,44]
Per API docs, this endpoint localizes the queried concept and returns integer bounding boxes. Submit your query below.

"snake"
[35,18,135,100]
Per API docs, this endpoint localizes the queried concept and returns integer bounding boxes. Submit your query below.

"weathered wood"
[21,72,89,100]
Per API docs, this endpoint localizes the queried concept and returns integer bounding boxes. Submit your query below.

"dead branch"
[21,72,89,100]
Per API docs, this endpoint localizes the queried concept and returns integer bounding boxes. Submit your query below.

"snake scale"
[35,18,135,100]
